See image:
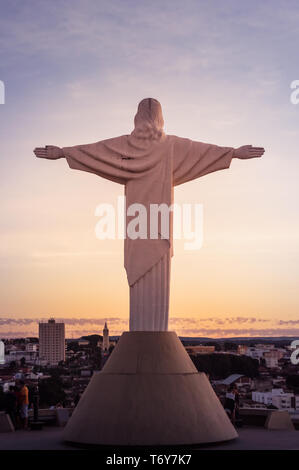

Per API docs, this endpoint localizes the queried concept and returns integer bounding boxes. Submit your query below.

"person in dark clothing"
[14,384,21,428]
[232,384,240,421]
[4,386,17,429]
[224,384,237,424]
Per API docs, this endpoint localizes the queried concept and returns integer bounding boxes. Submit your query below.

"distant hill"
[65,335,299,345]
[179,336,299,347]
[81,334,102,341]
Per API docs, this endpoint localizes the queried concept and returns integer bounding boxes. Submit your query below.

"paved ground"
[0,426,298,450]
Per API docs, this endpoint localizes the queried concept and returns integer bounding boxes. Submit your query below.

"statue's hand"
[34,145,63,160]
[233,145,265,159]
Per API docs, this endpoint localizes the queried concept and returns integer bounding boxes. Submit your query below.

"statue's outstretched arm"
[34,141,128,185]
[172,135,265,186]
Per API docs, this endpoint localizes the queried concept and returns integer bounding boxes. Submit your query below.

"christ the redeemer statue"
[34,98,264,332]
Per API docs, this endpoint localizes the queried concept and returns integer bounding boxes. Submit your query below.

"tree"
[67,342,80,353]
[286,374,299,393]
[224,342,238,352]
[191,353,259,380]
[9,361,17,371]
[205,341,221,352]
[38,377,66,407]
[81,335,101,348]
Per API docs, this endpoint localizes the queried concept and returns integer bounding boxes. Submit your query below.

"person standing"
[224,385,236,425]
[18,380,29,429]
[4,386,17,429]
[233,384,240,421]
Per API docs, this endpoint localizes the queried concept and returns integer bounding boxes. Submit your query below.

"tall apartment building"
[39,318,65,365]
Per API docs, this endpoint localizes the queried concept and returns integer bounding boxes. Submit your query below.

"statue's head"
[132,98,164,140]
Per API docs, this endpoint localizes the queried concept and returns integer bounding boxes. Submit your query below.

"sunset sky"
[1,0,299,338]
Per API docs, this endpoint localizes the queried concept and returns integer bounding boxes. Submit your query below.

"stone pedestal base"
[0,412,14,433]
[63,331,238,446]
[265,410,295,430]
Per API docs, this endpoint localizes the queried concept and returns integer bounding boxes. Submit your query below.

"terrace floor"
[0,426,298,451]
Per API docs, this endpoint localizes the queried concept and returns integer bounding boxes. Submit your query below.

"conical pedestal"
[63,331,238,446]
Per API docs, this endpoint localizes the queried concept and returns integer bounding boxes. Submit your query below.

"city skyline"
[1,1,299,337]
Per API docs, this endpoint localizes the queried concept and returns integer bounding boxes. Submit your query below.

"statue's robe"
[62,133,234,331]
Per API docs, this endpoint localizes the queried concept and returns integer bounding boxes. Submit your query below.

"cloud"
[0,317,129,339]
[170,316,270,325]
[31,251,121,258]
[0,317,126,326]
[2,0,294,83]
[1,316,298,339]
[170,327,299,338]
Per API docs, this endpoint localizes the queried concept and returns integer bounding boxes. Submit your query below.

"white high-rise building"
[103,322,109,352]
[0,340,5,364]
[39,318,65,365]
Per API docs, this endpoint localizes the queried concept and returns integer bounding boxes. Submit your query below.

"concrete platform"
[0,426,298,450]
[63,331,237,446]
